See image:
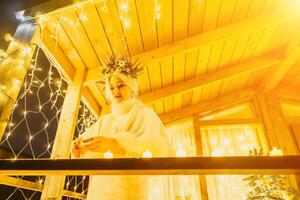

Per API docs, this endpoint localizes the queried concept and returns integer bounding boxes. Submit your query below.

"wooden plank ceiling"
[38,0,300,119]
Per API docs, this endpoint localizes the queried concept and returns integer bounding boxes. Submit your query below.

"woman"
[72,57,170,200]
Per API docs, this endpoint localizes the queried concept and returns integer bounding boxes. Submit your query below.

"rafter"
[260,20,300,92]
[85,6,300,85]
[159,88,257,124]
[139,57,279,103]
[39,28,101,116]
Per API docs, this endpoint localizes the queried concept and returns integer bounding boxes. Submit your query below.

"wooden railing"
[1,156,300,175]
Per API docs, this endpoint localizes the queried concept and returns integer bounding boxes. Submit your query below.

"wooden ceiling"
[37,0,300,122]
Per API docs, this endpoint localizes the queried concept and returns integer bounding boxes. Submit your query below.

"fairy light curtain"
[166,122,202,200]
[201,125,262,200]
[0,45,95,199]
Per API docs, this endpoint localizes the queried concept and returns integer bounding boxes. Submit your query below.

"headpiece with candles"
[102,56,144,100]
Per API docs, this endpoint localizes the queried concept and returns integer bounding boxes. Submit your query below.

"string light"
[4,33,13,42]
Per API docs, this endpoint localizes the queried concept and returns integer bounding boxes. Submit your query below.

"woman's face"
[109,75,133,103]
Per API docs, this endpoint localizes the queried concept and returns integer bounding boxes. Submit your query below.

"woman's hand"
[82,136,125,155]
[71,137,87,158]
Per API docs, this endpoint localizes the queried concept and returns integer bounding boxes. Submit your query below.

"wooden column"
[255,94,300,188]
[193,115,209,200]
[255,94,298,154]
[0,22,37,140]
[41,67,86,200]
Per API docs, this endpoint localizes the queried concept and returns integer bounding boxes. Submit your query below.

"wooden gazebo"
[1,0,300,199]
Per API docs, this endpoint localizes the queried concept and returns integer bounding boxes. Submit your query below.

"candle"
[269,147,283,156]
[103,150,114,158]
[176,149,187,157]
[142,150,152,158]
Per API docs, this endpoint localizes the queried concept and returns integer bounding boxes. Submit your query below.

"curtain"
[201,125,261,200]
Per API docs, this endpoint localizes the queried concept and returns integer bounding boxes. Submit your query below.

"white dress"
[80,98,170,200]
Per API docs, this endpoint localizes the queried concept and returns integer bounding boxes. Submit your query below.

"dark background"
[0,0,49,50]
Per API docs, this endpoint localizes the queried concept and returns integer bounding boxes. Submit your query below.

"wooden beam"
[25,0,107,16]
[81,86,101,117]
[160,88,257,124]
[261,47,300,91]
[39,28,75,81]
[286,117,300,125]
[41,68,86,199]
[84,6,300,84]
[139,57,279,103]
[273,87,300,101]
[131,5,300,64]
[197,119,260,127]
[0,175,86,199]
[39,28,101,117]
[193,115,208,200]
[1,156,300,175]
[261,18,300,92]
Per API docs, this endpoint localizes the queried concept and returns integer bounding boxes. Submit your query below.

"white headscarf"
[105,71,139,103]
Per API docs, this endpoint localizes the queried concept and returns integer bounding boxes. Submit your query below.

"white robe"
[79,98,170,200]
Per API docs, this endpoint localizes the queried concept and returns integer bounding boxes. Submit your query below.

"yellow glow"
[120,2,129,12]
[176,149,187,157]
[142,150,152,158]
[269,147,283,156]
[103,150,113,158]
[4,33,13,42]
[212,148,223,156]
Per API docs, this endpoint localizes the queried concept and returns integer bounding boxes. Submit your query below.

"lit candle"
[103,150,113,158]
[142,150,152,158]
[176,149,187,157]
[269,147,283,156]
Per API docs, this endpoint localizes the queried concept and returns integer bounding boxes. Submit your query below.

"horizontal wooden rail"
[1,156,300,175]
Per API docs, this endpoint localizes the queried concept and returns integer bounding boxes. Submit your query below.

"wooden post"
[256,94,298,154]
[255,93,300,188]
[41,67,86,200]
[0,22,37,140]
[192,115,209,200]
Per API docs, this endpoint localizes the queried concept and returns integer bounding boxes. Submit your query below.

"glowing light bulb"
[39,179,43,184]
[29,136,33,141]
[18,60,25,65]
[120,2,129,12]
[176,148,187,157]
[104,150,113,158]
[123,19,131,29]
[21,47,32,56]
[4,33,13,42]
[223,138,231,145]
[212,148,223,157]
[237,135,245,142]
[210,137,218,145]
[23,111,27,116]
[79,14,88,21]
[142,150,152,158]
